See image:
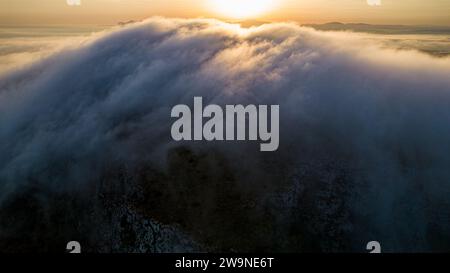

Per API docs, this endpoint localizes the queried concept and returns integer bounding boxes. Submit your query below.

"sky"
[0,0,450,26]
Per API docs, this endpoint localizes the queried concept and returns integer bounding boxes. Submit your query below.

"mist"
[1,18,450,252]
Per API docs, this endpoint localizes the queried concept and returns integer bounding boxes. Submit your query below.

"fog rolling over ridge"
[1,18,450,252]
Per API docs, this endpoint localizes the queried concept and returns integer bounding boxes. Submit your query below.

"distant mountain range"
[115,19,450,35]
[303,22,450,35]
[220,20,450,35]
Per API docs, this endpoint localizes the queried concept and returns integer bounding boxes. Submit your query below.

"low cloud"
[1,17,450,252]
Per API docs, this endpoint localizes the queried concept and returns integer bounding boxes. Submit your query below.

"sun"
[208,0,276,19]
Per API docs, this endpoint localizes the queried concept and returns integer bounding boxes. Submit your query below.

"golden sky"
[1,0,450,26]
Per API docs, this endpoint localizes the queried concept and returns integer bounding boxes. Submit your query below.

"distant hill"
[118,20,138,26]
[304,22,450,35]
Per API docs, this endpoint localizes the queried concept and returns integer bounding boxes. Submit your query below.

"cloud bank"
[1,18,450,252]
[0,25,106,74]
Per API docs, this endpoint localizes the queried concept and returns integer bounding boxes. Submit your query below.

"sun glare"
[209,0,276,19]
